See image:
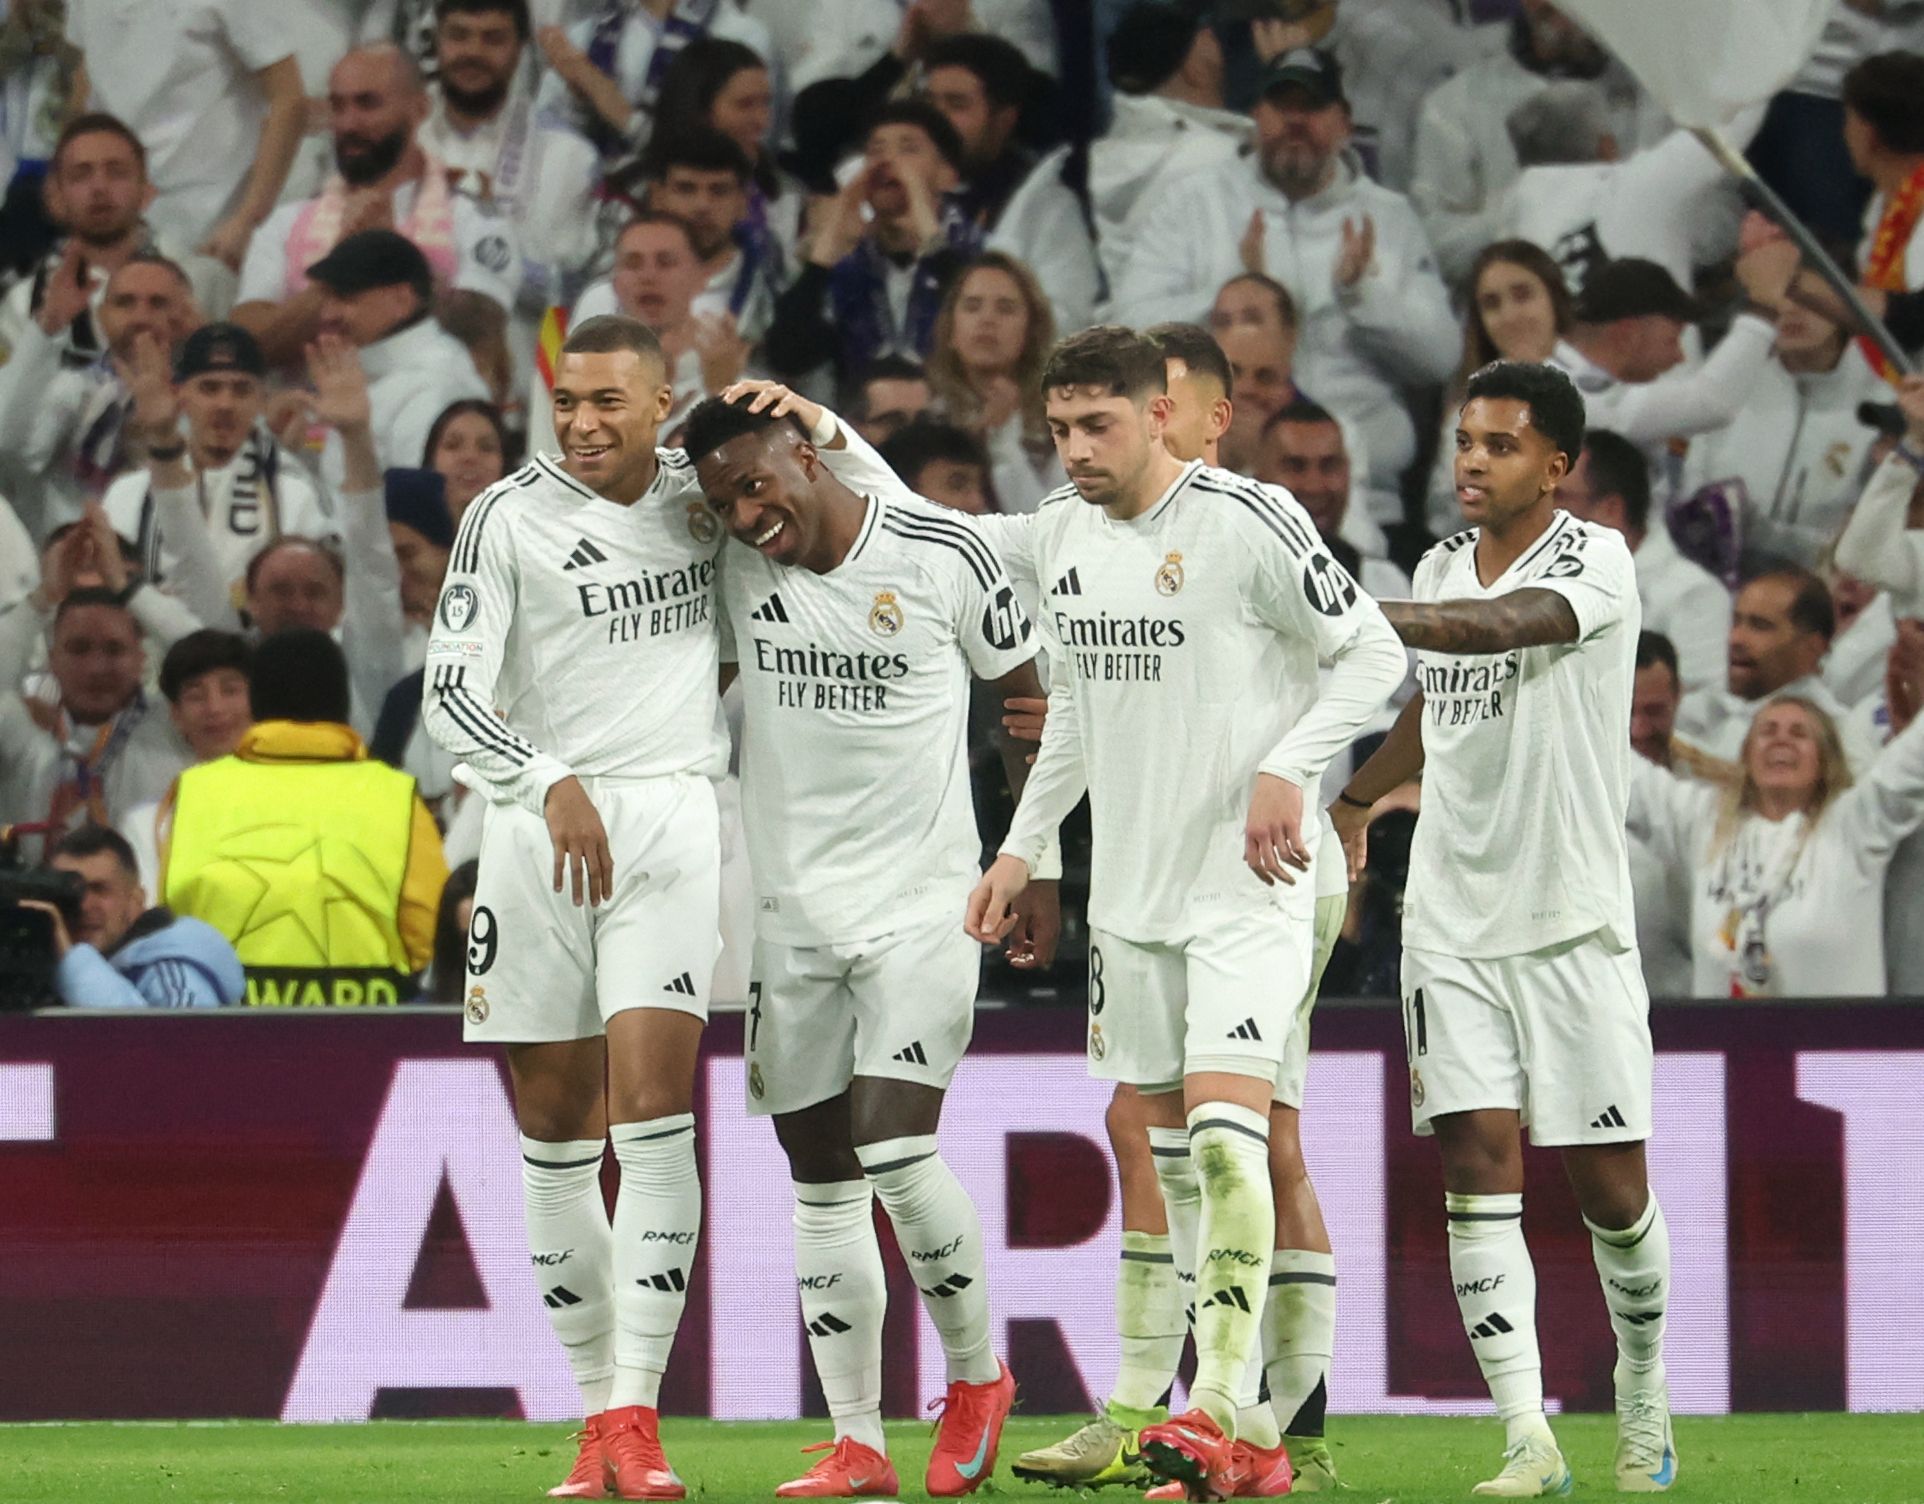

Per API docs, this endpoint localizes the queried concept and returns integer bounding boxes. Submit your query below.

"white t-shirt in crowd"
[65,0,293,245]
[721,493,1036,947]
[1402,512,1642,960]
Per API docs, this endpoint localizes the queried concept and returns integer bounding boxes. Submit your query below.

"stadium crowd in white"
[5,0,1924,1005]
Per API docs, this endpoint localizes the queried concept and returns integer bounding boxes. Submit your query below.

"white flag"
[1557,0,1833,130]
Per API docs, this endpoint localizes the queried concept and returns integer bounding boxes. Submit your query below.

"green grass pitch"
[1,1414,1919,1503]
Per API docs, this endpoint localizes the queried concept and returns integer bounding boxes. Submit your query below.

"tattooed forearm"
[1381,588,1581,654]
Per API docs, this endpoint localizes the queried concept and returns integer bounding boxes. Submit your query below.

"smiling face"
[1261,417,1350,538]
[551,348,673,500]
[170,665,252,761]
[1474,258,1560,363]
[1452,395,1568,528]
[695,426,826,568]
[1743,699,1825,806]
[430,409,506,518]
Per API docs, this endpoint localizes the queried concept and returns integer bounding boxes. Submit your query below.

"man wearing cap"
[231,43,522,368]
[306,228,492,491]
[1111,47,1457,533]
[102,321,334,622]
[1550,255,1779,461]
[1082,3,1248,300]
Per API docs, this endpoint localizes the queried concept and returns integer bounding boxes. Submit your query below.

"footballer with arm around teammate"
[965,326,1405,1500]
[683,393,1048,1499]
[1331,360,1675,1498]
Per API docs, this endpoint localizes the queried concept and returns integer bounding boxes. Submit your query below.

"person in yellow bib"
[158,627,448,1006]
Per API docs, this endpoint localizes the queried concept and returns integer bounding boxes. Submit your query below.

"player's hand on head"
[1003,880,1060,969]
[1245,773,1311,887]
[964,854,1030,944]
[544,775,615,907]
[721,378,825,436]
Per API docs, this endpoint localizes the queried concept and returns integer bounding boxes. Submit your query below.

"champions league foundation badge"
[869,589,904,635]
[465,986,489,1025]
[1155,550,1185,596]
[687,501,720,544]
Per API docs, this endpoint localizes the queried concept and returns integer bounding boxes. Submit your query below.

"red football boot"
[926,1359,1017,1496]
[774,1437,900,1498]
[548,1414,613,1499]
[601,1405,685,1501]
[1139,1409,1238,1498]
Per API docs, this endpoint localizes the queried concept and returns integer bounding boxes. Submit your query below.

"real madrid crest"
[1155,551,1185,596]
[1089,1022,1106,1061]
[748,1062,766,1100]
[1410,1067,1425,1108]
[687,501,720,545]
[869,589,904,635]
[465,986,489,1025]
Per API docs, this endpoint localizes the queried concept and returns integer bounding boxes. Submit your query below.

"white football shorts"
[1400,932,1654,1145]
[462,773,721,1043]
[744,911,981,1117]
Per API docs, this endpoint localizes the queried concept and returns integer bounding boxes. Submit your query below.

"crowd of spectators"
[6,0,1924,1004]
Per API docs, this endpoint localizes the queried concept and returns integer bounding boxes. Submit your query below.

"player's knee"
[776,1130,863,1185]
[608,1080,693,1126]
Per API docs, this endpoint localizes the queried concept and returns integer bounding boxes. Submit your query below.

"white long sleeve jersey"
[999,463,1406,943]
[422,451,727,813]
[1403,513,1642,960]
[721,494,1036,947]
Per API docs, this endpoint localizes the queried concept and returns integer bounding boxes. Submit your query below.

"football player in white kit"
[423,314,729,1502]
[683,390,1052,1500]
[967,326,1406,1499]
[1005,324,1352,1497]
[1332,360,1674,1497]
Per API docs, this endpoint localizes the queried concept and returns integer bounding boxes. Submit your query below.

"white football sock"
[520,1135,614,1418]
[1587,1193,1669,1378]
[1109,1230,1183,1416]
[1263,1249,1336,1439]
[1236,1354,1282,1450]
[608,1114,701,1410]
[1147,1124,1201,1330]
[1186,1102,1274,1436]
[1447,1192,1552,1449]
[856,1135,998,1385]
[793,1179,888,1454]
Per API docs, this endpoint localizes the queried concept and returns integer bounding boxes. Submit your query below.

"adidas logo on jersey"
[638,1267,687,1293]
[1469,1311,1515,1340]
[663,972,697,996]
[891,1041,929,1066]
[751,593,790,623]
[1052,567,1083,596]
[1227,1017,1263,1042]
[1590,1104,1628,1130]
[562,538,609,570]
